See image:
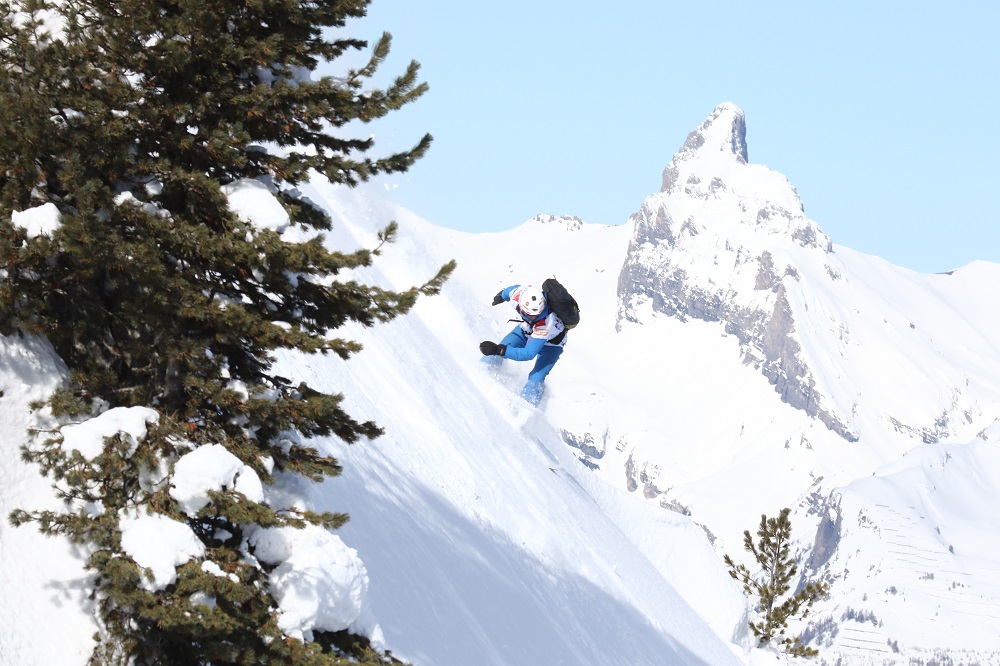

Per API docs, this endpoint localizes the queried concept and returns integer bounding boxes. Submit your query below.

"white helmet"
[518,285,546,317]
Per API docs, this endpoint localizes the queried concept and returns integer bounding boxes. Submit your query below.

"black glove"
[492,291,505,306]
[479,341,506,356]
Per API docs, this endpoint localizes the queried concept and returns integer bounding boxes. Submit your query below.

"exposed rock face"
[561,429,605,459]
[617,103,857,441]
[807,493,843,573]
[560,429,605,470]
[661,103,748,195]
[526,213,585,231]
[624,451,663,498]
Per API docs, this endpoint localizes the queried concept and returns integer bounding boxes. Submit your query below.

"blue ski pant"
[484,327,563,405]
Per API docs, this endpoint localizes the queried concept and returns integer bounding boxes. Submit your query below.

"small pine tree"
[1,0,452,663]
[724,508,829,658]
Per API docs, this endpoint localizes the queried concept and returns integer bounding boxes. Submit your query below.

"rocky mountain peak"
[662,102,748,194]
[618,103,851,440]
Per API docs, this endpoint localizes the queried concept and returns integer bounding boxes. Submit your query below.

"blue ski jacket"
[497,284,568,362]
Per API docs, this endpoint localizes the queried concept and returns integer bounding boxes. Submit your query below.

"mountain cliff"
[618,103,1000,454]
[617,102,852,439]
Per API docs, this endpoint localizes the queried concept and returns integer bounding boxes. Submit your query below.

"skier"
[479,283,567,406]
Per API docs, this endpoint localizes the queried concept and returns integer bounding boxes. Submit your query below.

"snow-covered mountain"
[3,102,1000,665]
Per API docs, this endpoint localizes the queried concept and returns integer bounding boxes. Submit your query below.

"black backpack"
[542,277,580,329]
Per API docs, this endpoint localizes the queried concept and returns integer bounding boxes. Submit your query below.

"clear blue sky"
[332,1,999,274]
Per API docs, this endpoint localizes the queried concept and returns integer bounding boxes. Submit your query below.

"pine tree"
[0,1,452,663]
[724,508,829,658]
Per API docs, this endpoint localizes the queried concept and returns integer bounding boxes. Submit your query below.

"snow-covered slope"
[806,437,1000,664]
[0,160,751,664]
[0,338,96,665]
[4,103,1000,665]
[271,178,749,665]
[288,107,1000,662]
[563,105,1000,664]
